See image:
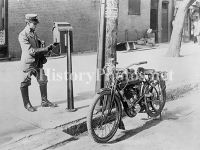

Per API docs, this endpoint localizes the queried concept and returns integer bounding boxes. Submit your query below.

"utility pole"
[65,28,77,112]
[95,0,119,92]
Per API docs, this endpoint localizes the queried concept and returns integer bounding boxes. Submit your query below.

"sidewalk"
[0,42,200,149]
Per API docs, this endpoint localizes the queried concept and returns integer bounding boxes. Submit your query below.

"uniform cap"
[25,14,39,24]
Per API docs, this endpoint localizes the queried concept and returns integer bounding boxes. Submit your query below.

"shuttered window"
[128,0,141,15]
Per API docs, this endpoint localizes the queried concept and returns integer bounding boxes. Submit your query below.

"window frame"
[128,0,141,16]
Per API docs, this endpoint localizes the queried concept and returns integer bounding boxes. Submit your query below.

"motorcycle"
[87,60,167,143]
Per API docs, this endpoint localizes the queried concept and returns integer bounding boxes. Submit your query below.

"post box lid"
[54,22,70,25]
[53,22,73,31]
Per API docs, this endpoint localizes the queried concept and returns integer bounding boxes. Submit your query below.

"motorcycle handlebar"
[126,61,147,68]
[138,61,148,65]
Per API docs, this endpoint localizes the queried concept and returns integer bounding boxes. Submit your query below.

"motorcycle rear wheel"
[87,90,122,143]
[144,81,166,118]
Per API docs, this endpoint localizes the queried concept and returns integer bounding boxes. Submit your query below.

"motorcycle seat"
[143,69,155,75]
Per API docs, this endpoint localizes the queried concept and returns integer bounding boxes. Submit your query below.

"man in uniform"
[18,14,58,112]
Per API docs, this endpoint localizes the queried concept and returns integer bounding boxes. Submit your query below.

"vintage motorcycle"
[87,60,167,143]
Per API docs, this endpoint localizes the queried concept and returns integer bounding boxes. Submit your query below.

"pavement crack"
[44,137,79,150]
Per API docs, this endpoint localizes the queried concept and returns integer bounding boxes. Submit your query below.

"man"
[193,16,200,45]
[18,14,58,112]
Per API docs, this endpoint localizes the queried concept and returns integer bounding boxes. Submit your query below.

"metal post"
[65,29,77,112]
[95,0,119,92]
[95,0,106,92]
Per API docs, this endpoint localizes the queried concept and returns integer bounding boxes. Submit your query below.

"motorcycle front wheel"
[87,90,122,143]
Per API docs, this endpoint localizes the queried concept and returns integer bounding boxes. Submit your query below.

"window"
[128,0,141,15]
[0,0,6,45]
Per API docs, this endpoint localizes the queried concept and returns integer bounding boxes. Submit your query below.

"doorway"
[0,0,8,58]
[150,0,159,43]
[161,1,169,42]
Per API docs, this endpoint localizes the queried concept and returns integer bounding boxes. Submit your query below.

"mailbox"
[53,22,75,111]
[52,22,73,54]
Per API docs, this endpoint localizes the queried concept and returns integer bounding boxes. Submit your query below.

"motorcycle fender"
[97,88,122,105]
[160,80,166,90]
[96,88,111,94]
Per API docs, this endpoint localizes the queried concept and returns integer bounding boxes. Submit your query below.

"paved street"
[0,42,200,148]
[56,89,200,150]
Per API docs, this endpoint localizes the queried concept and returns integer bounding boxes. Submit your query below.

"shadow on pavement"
[109,118,162,144]
[74,91,95,101]
[109,105,188,144]
[34,90,94,109]
[34,100,89,111]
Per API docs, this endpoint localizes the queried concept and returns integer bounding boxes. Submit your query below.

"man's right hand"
[42,44,54,52]
[46,44,56,51]
[34,44,56,55]
[35,45,51,54]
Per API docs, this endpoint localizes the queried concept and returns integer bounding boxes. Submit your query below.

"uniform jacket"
[193,20,200,36]
[18,26,47,72]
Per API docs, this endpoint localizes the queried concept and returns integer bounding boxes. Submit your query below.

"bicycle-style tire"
[144,81,166,118]
[87,90,122,143]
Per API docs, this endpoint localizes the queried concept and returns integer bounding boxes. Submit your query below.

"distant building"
[119,0,174,44]
[174,0,199,42]
[0,0,174,59]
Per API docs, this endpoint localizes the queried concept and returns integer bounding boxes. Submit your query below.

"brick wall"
[8,0,100,58]
[8,0,150,58]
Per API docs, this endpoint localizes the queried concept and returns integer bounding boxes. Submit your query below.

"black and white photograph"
[0,0,200,149]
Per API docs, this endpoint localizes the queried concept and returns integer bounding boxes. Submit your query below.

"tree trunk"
[95,0,119,92]
[104,0,119,64]
[166,0,195,57]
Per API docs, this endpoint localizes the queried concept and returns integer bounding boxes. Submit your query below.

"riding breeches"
[20,68,48,88]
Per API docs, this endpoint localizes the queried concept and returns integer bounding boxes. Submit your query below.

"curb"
[62,82,200,136]
[3,82,199,150]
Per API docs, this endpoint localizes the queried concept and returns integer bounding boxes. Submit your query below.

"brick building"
[0,0,174,59]
[8,0,100,58]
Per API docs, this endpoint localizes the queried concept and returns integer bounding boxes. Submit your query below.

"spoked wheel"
[144,81,166,118]
[87,90,122,143]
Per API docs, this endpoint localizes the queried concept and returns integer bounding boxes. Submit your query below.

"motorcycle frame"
[104,76,156,116]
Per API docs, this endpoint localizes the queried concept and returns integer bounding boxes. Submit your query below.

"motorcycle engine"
[124,87,138,102]
[123,86,140,117]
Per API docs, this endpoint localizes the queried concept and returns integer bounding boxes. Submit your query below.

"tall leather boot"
[20,87,37,112]
[40,84,58,107]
